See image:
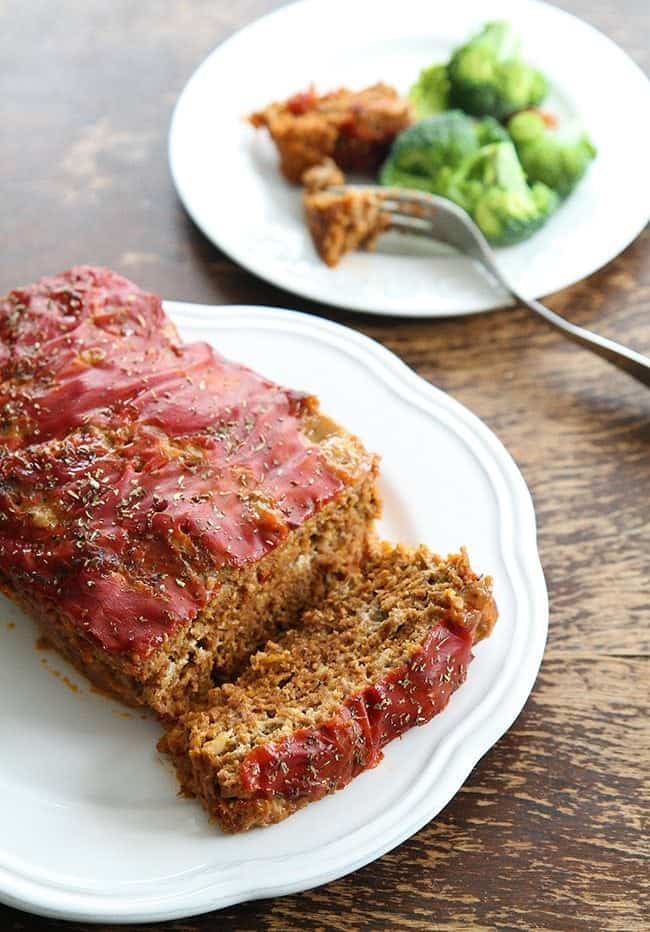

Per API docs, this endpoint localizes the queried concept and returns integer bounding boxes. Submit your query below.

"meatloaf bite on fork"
[0,267,380,716]
[302,159,391,267]
[159,543,497,832]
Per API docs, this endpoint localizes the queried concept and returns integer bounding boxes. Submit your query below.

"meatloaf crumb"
[302,158,345,193]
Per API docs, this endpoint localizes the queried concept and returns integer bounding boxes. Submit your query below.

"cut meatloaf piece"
[160,543,497,832]
[0,267,379,716]
[250,83,412,182]
[302,161,390,267]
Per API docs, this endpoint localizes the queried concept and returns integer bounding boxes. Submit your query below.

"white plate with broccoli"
[170,0,650,316]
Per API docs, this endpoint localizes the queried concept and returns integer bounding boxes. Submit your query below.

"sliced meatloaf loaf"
[0,267,379,715]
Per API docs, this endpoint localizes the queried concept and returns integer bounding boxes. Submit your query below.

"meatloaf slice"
[0,267,379,716]
[250,83,412,182]
[159,543,497,832]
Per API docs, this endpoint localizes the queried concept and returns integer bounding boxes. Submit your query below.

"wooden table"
[2,2,648,929]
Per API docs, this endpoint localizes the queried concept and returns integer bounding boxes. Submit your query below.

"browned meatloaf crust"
[0,267,380,715]
[250,83,412,183]
[159,543,497,832]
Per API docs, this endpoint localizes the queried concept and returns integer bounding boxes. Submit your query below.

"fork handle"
[365,183,650,386]
[514,294,650,387]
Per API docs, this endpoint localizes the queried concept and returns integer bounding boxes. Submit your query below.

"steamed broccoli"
[379,113,558,245]
[507,110,597,199]
[447,21,547,120]
[409,63,450,118]
[379,110,507,194]
[450,141,559,245]
[475,116,511,147]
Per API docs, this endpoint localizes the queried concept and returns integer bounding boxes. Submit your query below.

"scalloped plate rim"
[0,303,548,922]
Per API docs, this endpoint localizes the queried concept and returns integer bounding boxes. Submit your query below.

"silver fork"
[331,185,650,387]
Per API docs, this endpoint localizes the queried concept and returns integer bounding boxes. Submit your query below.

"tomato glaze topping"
[240,619,474,801]
[0,267,354,654]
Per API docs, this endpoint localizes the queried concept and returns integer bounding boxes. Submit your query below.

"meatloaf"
[160,543,497,832]
[250,83,412,182]
[302,160,391,267]
[0,267,379,715]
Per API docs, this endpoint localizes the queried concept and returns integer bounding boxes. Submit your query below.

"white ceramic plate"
[0,305,548,922]
[169,0,650,316]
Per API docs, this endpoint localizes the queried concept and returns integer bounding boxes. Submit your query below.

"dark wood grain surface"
[2,1,649,929]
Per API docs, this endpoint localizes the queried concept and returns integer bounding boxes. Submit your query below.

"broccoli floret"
[379,111,510,194]
[409,63,450,118]
[447,21,547,120]
[507,110,597,198]
[380,114,558,245]
[379,111,480,194]
[473,181,558,245]
[475,116,511,146]
[451,141,559,245]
